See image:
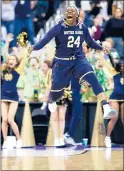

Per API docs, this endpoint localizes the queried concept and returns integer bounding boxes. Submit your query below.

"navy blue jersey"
[34,20,103,58]
[110,73,124,100]
[1,69,20,101]
[112,73,124,95]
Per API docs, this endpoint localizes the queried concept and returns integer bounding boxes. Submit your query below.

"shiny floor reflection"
[2,147,123,170]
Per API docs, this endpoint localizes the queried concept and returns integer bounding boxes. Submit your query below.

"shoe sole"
[104,110,116,119]
[64,136,76,146]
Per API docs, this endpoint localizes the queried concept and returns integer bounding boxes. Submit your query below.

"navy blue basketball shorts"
[49,57,103,103]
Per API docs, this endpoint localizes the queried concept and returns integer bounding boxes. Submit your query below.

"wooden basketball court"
[1,146,123,170]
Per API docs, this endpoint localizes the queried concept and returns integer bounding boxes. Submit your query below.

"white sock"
[106,136,110,139]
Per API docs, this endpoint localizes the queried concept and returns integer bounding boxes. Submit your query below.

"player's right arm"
[33,24,61,51]
[83,25,103,51]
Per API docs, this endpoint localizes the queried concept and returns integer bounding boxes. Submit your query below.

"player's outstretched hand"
[102,46,110,54]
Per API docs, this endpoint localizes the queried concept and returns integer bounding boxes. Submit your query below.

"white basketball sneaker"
[103,104,116,119]
[16,139,22,149]
[64,133,76,146]
[48,102,57,113]
[2,140,8,149]
[105,136,112,148]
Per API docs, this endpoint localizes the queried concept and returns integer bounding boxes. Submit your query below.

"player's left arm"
[83,26,109,53]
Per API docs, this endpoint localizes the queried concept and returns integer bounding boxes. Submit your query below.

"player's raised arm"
[83,26,103,51]
[33,24,61,51]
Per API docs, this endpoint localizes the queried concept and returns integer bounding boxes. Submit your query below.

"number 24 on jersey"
[67,36,80,48]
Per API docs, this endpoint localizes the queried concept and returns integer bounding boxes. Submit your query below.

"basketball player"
[29,6,116,139]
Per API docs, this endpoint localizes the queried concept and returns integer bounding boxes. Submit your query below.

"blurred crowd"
[1,0,124,103]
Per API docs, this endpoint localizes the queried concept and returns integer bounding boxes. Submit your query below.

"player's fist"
[103,47,110,54]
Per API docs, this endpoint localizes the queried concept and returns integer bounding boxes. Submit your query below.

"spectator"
[81,58,109,102]
[1,0,16,46]
[1,26,7,43]
[1,0,16,33]
[94,59,108,92]
[40,60,53,101]
[112,1,124,15]
[81,81,95,102]
[80,2,93,27]
[105,38,120,60]
[103,8,124,57]
[95,14,105,29]
[92,17,102,40]
[107,0,113,16]
[32,0,49,35]
[13,0,37,47]
[82,42,97,65]
[89,1,101,17]
[99,0,109,20]
[41,60,68,147]
[17,57,44,102]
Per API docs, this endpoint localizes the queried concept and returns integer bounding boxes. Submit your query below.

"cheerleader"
[99,52,124,148]
[41,60,72,147]
[1,34,28,149]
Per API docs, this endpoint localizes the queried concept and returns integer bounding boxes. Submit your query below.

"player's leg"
[48,58,73,112]
[1,101,9,148]
[105,101,119,148]
[64,77,82,146]
[74,58,116,119]
[8,102,22,148]
[82,73,116,119]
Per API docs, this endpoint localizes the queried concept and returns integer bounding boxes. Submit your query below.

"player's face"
[8,55,18,68]
[65,7,78,25]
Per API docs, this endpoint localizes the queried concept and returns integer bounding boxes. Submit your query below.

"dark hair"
[43,60,52,68]
[108,54,124,72]
[115,60,124,72]
[1,55,3,63]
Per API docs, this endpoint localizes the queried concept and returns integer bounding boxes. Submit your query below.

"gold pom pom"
[17,32,28,47]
